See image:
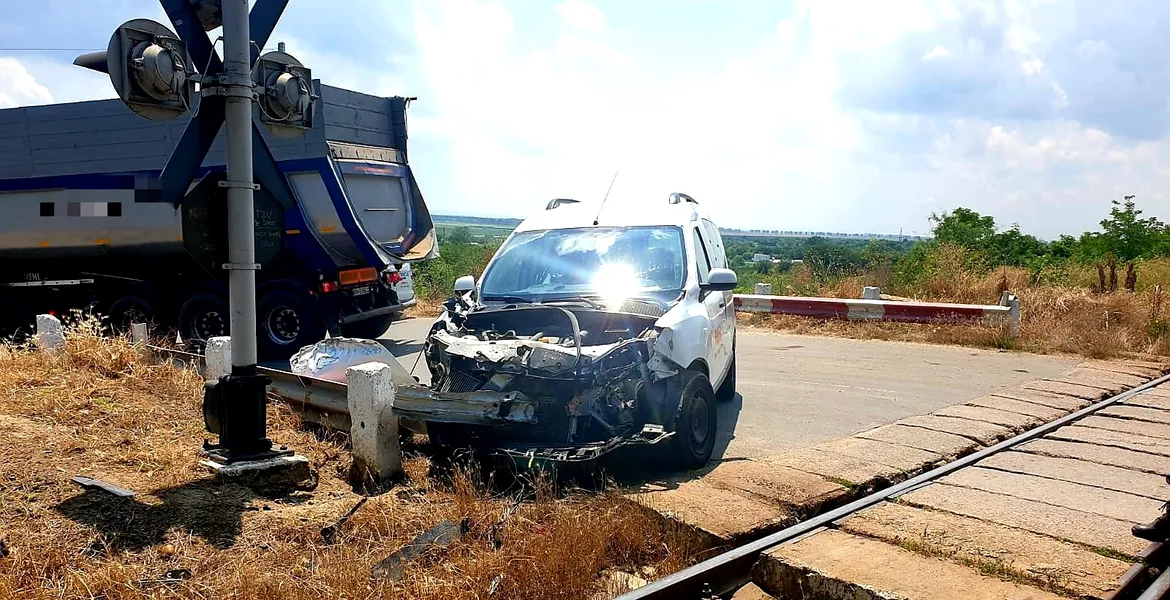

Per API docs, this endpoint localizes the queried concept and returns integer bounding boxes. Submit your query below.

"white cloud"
[922,45,949,60]
[8,0,1170,239]
[0,58,54,108]
[556,0,606,33]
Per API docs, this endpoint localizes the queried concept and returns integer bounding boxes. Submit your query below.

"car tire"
[258,288,325,360]
[667,369,718,470]
[177,292,229,345]
[716,352,736,403]
[339,312,396,339]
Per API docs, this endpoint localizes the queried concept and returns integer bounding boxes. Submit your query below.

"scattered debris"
[71,475,135,497]
[490,496,523,550]
[321,496,368,544]
[489,574,504,596]
[136,568,192,589]
[0,538,9,559]
[158,544,176,557]
[371,518,470,581]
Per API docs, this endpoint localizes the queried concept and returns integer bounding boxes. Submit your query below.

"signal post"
[76,0,316,491]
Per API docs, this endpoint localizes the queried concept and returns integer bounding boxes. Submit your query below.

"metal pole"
[222,0,258,372]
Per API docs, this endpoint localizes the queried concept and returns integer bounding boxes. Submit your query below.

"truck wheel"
[258,288,324,360]
[177,292,229,343]
[339,313,396,339]
[108,295,154,335]
[667,370,718,470]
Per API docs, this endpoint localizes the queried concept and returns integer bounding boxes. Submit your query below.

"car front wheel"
[667,369,718,470]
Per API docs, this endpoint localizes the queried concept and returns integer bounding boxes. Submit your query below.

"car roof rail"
[546,198,580,210]
[668,192,697,205]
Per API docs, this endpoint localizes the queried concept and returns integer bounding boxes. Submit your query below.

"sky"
[2,0,1169,239]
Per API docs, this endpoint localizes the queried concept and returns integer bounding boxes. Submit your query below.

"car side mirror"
[701,268,737,292]
[453,275,475,294]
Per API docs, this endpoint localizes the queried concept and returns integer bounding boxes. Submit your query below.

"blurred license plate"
[351,285,372,296]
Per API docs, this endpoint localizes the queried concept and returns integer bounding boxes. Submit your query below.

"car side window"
[693,227,713,284]
[701,219,726,269]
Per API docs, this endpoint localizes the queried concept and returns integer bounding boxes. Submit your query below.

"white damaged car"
[419,193,737,470]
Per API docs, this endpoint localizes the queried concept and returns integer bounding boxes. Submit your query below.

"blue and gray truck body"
[0,81,436,358]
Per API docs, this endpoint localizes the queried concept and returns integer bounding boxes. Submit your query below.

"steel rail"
[1138,566,1170,600]
[616,372,1170,599]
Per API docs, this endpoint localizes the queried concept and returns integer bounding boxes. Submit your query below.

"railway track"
[147,342,1170,599]
[614,372,1170,600]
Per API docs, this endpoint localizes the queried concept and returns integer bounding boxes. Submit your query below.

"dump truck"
[0,82,436,358]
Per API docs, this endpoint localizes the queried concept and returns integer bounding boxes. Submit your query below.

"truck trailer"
[0,81,436,359]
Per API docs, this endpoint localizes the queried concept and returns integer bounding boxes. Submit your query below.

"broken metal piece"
[321,496,368,544]
[71,475,136,497]
[371,518,470,581]
[136,568,192,589]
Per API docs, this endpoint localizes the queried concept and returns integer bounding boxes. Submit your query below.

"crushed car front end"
[417,300,684,467]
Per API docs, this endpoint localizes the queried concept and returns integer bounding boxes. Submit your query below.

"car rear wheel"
[668,369,718,470]
[716,352,736,403]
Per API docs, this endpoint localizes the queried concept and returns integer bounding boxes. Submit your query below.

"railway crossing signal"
[75,0,317,466]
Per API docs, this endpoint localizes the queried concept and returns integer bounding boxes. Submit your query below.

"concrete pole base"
[200,454,316,498]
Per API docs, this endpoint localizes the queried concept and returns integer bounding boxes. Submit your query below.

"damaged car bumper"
[410,302,687,466]
[392,387,537,426]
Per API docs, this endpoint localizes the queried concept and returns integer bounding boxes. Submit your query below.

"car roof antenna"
[593,169,619,226]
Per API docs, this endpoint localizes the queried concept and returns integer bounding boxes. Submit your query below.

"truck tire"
[257,288,324,360]
[667,369,718,470]
[107,294,154,335]
[339,312,397,339]
[177,292,229,344]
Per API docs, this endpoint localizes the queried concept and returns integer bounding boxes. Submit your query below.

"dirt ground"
[0,321,700,600]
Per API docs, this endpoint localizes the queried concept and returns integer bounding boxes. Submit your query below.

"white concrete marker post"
[205,336,233,380]
[36,314,65,350]
[130,323,149,345]
[862,286,882,300]
[1000,291,1022,339]
[754,283,773,296]
[346,362,403,485]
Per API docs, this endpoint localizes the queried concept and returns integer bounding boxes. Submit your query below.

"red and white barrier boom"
[733,289,1021,338]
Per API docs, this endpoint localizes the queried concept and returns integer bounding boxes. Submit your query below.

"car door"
[701,218,735,372]
[692,226,732,385]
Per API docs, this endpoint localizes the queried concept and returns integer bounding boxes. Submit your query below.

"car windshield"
[479,226,686,304]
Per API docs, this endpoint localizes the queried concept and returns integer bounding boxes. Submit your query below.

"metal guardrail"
[615,371,1170,599]
[146,343,350,424]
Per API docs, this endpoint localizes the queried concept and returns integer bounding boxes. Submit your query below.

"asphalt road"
[364,318,1079,461]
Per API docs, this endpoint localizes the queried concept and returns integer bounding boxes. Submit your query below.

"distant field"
[434,223,514,239]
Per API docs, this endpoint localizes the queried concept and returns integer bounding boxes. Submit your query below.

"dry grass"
[404,298,444,320]
[0,318,700,599]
